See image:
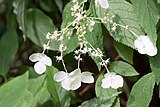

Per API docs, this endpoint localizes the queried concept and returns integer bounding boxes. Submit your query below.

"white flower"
[54,68,94,90]
[95,0,109,9]
[101,72,123,89]
[29,53,52,74]
[134,35,157,56]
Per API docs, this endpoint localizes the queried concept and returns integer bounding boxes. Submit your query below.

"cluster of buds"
[71,0,88,42]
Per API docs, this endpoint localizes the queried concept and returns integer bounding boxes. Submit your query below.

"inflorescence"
[29,0,157,91]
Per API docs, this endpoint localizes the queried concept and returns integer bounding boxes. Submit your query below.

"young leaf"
[102,0,144,49]
[114,41,133,64]
[109,61,139,76]
[127,73,155,107]
[131,0,159,45]
[0,30,18,76]
[46,66,71,107]
[13,0,27,40]
[0,72,28,107]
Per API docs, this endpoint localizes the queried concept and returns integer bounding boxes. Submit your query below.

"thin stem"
[60,52,68,73]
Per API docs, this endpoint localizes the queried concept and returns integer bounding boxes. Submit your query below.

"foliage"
[0,0,160,107]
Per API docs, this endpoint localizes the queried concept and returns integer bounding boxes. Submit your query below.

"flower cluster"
[29,0,157,92]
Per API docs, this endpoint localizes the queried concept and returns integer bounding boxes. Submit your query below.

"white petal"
[134,35,157,56]
[54,71,68,82]
[61,78,71,91]
[29,53,41,62]
[98,0,109,9]
[146,46,157,56]
[134,37,146,54]
[104,72,115,78]
[111,75,123,89]
[70,77,81,90]
[101,77,111,88]
[41,54,52,66]
[34,62,46,74]
[81,72,94,83]
[69,68,81,79]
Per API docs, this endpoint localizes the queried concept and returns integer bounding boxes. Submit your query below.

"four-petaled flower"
[54,68,94,90]
[95,0,109,9]
[101,72,123,89]
[29,53,52,74]
[134,35,157,56]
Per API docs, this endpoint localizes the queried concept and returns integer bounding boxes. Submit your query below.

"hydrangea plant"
[0,0,159,107]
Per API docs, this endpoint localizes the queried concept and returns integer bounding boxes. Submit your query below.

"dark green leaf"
[114,41,133,64]
[55,0,63,13]
[0,30,18,76]
[26,9,58,50]
[61,2,74,29]
[131,0,159,45]
[150,33,160,84]
[13,0,27,40]
[127,73,155,107]
[109,61,139,76]
[61,2,79,55]
[0,72,28,107]
[46,66,71,107]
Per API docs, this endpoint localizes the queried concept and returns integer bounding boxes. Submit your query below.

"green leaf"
[14,90,34,107]
[127,73,155,107]
[61,2,74,29]
[60,2,79,55]
[0,72,28,107]
[46,66,71,107]
[26,9,59,50]
[112,97,120,107]
[109,61,139,76]
[63,33,79,55]
[79,96,116,107]
[131,0,159,45]
[55,0,63,13]
[13,0,27,40]
[28,75,50,105]
[150,33,160,84]
[102,0,144,49]
[0,30,18,76]
[114,41,133,64]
